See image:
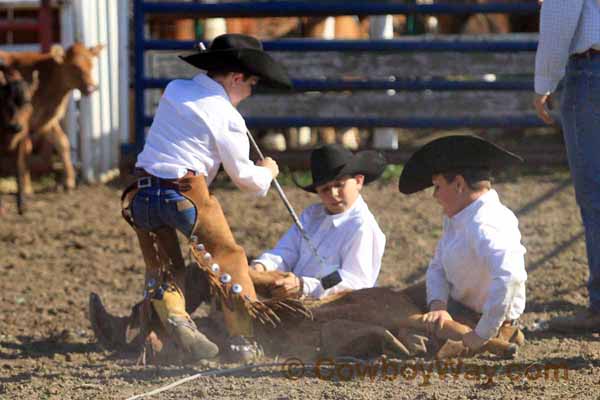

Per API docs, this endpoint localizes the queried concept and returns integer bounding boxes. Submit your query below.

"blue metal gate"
[131,1,541,153]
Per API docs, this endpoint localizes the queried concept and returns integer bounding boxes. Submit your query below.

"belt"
[135,169,196,190]
[571,48,600,59]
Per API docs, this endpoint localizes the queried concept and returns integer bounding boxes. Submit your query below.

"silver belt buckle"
[138,176,152,189]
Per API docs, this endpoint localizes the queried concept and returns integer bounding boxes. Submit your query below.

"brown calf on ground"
[89,264,520,364]
[0,43,103,193]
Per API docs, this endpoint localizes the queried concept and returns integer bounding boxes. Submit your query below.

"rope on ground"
[124,356,366,400]
[124,362,284,400]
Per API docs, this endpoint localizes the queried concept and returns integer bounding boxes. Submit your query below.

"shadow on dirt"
[1,334,100,361]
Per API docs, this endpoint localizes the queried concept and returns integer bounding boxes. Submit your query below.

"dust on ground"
[1,168,599,399]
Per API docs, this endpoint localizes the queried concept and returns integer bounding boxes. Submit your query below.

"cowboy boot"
[150,282,219,361]
[496,324,525,346]
[180,176,268,363]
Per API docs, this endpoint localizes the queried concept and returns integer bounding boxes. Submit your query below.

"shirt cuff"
[534,76,559,95]
[301,276,322,298]
[426,287,449,308]
[251,256,279,271]
[254,166,273,197]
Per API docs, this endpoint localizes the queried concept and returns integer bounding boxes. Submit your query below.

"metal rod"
[246,130,328,271]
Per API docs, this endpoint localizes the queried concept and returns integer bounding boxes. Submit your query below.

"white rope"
[124,357,368,399]
[124,362,283,400]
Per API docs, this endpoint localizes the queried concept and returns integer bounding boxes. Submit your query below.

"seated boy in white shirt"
[251,144,387,299]
[398,135,527,351]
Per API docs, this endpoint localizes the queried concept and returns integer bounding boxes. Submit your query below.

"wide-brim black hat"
[398,135,523,194]
[179,33,292,90]
[295,144,387,193]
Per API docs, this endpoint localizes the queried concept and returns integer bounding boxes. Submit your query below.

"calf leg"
[320,320,410,358]
[50,123,76,190]
[405,316,517,359]
[15,137,32,213]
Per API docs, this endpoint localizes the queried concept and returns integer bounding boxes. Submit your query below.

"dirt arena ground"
[1,166,599,399]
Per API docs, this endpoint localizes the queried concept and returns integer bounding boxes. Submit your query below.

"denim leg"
[159,189,197,238]
[130,188,163,232]
[560,58,600,311]
[131,187,197,238]
[582,208,600,312]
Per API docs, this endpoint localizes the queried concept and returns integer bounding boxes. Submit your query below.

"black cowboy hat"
[179,33,292,90]
[295,144,387,193]
[398,135,523,195]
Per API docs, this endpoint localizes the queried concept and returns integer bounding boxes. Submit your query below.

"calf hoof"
[497,325,525,346]
[88,293,131,351]
[64,179,76,191]
[383,330,410,357]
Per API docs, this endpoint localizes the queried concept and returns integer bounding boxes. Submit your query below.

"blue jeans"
[560,54,600,312]
[130,186,197,238]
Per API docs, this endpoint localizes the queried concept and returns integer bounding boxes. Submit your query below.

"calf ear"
[89,44,105,57]
[50,45,65,63]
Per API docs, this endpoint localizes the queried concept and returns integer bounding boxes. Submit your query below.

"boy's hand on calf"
[422,302,452,336]
[271,272,302,298]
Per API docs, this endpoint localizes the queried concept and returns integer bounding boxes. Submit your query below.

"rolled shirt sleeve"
[426,240,450,307]
[214,119,273,197]
[252,223,301,273]
[474,225,527,340]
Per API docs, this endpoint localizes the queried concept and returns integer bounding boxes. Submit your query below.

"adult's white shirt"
[136,73,273,196]
[252,195,386,299]
[535,0,600,94]
[426,189,527,341]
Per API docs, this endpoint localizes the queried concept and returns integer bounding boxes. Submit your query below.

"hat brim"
[296,150,387,193]
[179,48,293,90]
[398,135,523,195]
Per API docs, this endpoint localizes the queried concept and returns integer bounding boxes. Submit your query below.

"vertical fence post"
[370,14,398,150]
[60,1,80,177]
[96,0,112,177]
[107,0,122,179]
[134,0,146,152]
[118,0,130,149]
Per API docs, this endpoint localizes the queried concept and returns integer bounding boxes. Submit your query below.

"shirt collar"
[192,73,231,102]
[449,189,499,229]
[323,195,366,227]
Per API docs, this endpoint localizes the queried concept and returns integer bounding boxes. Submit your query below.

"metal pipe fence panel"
[132,0,541,152]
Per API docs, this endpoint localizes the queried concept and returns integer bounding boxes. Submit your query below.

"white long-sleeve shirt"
[136,73,273,196]
[426,190,527,340]
[252,195,386,299]
[534,0,600,94]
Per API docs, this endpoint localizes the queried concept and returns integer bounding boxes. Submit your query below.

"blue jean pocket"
[130,193,153,231]
[162,194,197,237]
